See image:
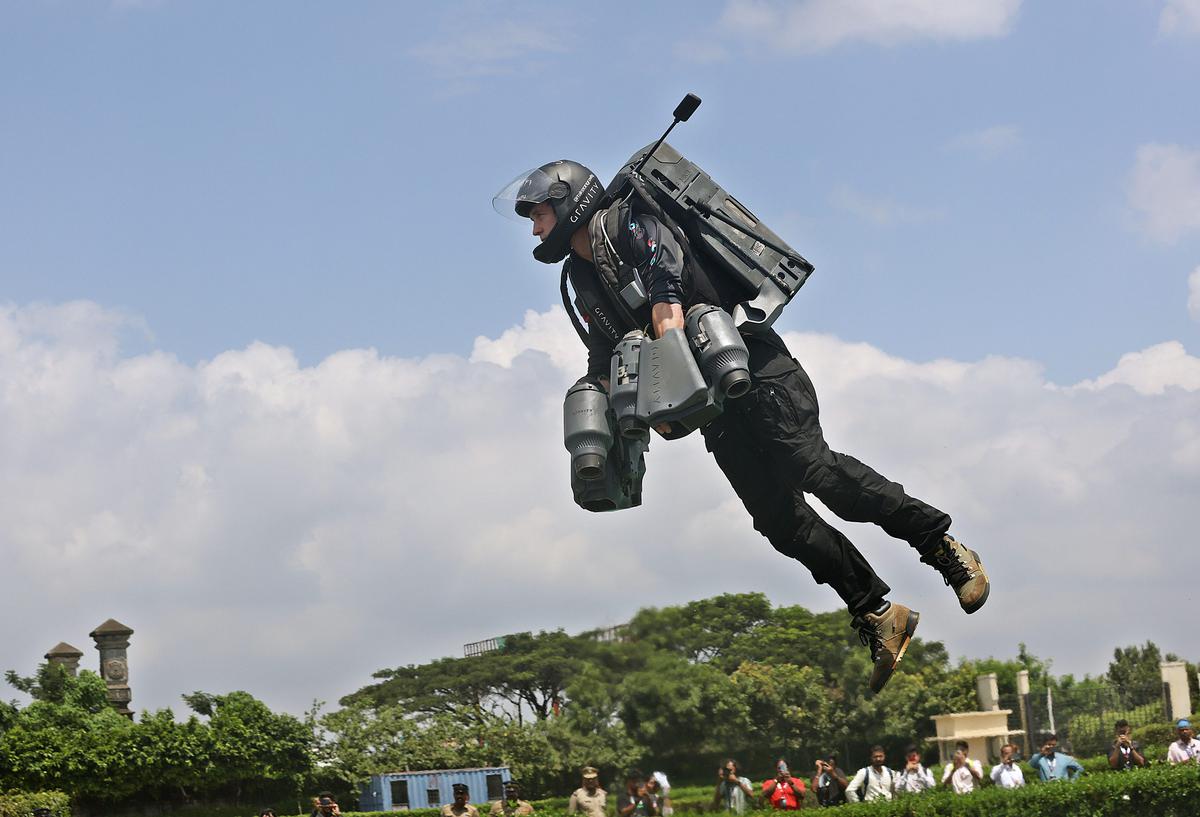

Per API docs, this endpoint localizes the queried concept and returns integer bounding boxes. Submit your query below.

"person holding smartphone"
[762,760,806,810]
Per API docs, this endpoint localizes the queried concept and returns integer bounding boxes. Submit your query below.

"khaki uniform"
[568,788,607,817]
[489,800,533,817]
[442,805,480,817]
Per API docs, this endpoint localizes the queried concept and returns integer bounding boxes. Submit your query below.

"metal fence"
[998,680,1166,758]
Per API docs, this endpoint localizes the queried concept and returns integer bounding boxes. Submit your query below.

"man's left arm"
[968,759,983,781]
[622,215,685,338]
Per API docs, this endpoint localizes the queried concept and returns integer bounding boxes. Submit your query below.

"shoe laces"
[854,619,881,660]
[933,546,971,588]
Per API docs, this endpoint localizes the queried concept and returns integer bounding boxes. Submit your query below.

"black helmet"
[493,160,605,264]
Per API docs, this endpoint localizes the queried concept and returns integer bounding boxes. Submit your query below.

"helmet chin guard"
[493,160,605,264]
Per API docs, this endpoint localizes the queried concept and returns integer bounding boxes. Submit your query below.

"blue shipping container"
[359,766,512,811]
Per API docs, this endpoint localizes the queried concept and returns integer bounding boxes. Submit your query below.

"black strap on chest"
[560,259,589,346]
[560,212,651,349]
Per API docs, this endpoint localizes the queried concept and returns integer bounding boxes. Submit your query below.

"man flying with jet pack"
[492,94,989,693]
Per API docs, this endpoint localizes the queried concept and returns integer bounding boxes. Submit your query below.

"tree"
[0,670,139,799]
[345,630,602,726]
[625,593,773,665]
[729,661,837,759]
[4,662,74,704]
[617,652,748,763]
[1108,642,1166,699]
[129,708,214,801]
[182,690,313,803]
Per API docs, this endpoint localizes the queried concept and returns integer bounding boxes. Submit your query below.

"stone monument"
[44,642,84,676]
[89,618,134,717]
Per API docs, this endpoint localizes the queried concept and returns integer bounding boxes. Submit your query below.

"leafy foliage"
[328,593,977,793]
[0,668,313,808]
[0,791,71,817]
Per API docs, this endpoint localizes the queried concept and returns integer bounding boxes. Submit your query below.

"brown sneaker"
[852,602,920,694]
[921,534,990,614]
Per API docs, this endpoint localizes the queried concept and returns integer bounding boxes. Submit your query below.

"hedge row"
[0,792,70,817]
[802,762,1200,816]
[327,763,1200,817]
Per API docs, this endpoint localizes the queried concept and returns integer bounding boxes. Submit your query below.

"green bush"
[1067,702,1163,757]
[734,762,1200,816]
[231,761,1200,817]
[1132,722,1177,746]
[0,791,71,817]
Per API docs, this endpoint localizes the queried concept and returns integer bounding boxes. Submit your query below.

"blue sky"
[2,0,1199,715]
[3,0,1196,379]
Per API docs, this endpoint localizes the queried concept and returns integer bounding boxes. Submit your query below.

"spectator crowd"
[226,717,1197,817]
[563,718,1200,811]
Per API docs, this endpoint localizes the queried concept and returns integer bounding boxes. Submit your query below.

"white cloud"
[409,17,569,82]
[719,0,1022,53]
[1072,341,1200,394]
[830,184,944,226]
[4,301,1200,716]
[946,124,1022,157]
[1127,143,1200,244]
[1189,266,1200,321]
[470,306,586,371]
[1160,0,1200,35]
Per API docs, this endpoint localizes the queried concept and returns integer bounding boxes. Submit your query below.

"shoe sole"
[961,549,990,615]
[894,609,920,664]
[872,610,920,694]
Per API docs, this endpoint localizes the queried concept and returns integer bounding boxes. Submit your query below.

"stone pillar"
[1016,670,1032,756]
[1161,661,1191,722]
[976,672,1000,711]
[89,619,134,718]
[44,642,84,676]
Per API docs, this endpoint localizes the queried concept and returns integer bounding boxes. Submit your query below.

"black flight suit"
[567,211,950,616]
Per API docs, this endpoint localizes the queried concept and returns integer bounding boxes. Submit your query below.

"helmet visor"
[492,167,557,221]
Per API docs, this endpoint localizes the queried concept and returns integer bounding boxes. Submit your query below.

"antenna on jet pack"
[632,93,701,176]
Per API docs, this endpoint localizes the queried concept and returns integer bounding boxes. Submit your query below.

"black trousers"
[701,334,951,617]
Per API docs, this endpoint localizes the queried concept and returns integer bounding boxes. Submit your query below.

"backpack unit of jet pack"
[602,93,815,334]
[563,94,816,512]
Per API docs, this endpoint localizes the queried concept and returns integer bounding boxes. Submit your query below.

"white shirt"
[941,758,982,794]
[990,762,1025,789]
[846,766,893,802]
[894,765,935,793]
[717,777,752,815]
[1167,738,1200,764]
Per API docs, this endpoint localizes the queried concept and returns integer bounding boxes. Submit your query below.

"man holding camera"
[311,793,340,817]
[713,760,754,814]
[761,760,806,810]
[990,743,1025,789]
[1029,733,1084,781]
[940,741,983,794]
[811,756,848,807]
[893,745,935,793]
[1108,720,1146,770]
